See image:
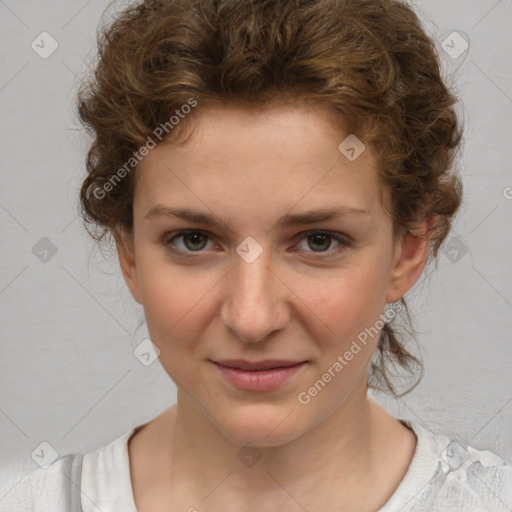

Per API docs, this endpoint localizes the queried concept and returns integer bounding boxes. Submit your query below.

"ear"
[385,215,437,304]
[114,229,143,305]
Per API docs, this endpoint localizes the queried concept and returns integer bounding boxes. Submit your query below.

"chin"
[216,401,304,447]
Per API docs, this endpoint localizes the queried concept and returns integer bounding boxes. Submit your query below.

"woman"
[2,0,511,510]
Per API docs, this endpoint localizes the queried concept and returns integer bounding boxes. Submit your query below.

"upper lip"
[212,359,306,371]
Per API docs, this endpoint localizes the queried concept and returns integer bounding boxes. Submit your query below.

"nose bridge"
[221,242,286,342]
[235,247,273,298]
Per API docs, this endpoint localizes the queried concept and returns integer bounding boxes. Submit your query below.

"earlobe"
[385,215,436,304]
[114,230,143,305]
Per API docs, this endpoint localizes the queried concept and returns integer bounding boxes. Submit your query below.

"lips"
[213,359,306,371]
[210,359,308,391]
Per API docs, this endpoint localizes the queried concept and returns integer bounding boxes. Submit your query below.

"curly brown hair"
[76,0,464,397]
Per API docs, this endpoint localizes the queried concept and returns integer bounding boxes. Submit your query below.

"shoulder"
[439,443,512,510]
[405,419,512,511]
[0,454,83,512]
[0,421,148,512]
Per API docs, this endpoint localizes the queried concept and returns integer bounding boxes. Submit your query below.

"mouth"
[213,359,307,371]
[210,359,308,391]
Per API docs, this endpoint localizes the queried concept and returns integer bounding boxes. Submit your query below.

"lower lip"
[212,362,307,391]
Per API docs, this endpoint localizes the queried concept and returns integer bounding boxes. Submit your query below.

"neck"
[167,378,383,506]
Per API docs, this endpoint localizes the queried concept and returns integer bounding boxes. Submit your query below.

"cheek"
[293,269,387,408]
[137,261,213,350]
[296,264,387,342]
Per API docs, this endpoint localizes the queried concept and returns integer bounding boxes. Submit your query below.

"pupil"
[309,233,330,251]
[185,233,206,250]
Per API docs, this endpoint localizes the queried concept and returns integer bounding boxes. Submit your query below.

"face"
[116,102,430,446]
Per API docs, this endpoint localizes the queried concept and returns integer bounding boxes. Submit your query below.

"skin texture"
[116,102,432,511]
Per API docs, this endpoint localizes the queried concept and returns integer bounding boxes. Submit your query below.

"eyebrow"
[144,205,371,230]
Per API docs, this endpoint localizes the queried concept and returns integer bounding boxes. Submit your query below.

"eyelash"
[163,229,353,258]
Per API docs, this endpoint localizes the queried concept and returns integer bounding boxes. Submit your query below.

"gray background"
[0,0,511,481]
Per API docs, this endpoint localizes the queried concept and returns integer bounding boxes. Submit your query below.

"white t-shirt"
[1,418,511,511]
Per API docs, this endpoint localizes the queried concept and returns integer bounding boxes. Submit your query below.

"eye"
[165,230,215,252]
[294,230,351,256]
[164,229,351,257]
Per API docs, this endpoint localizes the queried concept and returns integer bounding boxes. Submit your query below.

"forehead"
[134,103,387,219]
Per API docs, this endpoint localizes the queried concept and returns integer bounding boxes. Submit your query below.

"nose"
[220,247,289,343]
